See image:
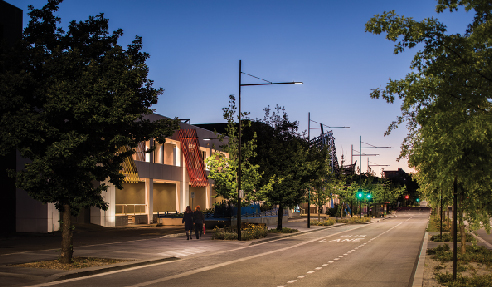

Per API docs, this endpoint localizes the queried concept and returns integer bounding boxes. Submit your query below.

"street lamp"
[237,60,302,240]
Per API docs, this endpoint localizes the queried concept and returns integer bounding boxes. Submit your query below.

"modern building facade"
[15,114,227,232]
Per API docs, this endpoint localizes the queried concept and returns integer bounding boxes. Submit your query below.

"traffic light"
[416,198,420,202]
[404,195,410,200]
[366,193,371,200]
[357,189,364,199]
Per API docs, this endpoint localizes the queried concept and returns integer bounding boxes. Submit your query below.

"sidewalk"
[0,219,339,286]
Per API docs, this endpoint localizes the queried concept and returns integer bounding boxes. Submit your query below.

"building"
[0,0,23,234]
[14,114,228,232]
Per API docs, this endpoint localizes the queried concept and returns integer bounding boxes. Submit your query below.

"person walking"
[182,206,194,240]
[193,205,205,239]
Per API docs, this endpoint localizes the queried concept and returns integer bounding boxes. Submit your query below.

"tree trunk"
[277,203,283,230]
[60,204,73,264]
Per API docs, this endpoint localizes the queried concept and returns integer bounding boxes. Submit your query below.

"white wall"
[90,181,116,227]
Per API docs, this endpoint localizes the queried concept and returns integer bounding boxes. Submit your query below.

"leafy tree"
[205,95,266,205]
[252,105,316,230]
[365,0,492,257]
[309,145,346,221]
[0,0,178,263]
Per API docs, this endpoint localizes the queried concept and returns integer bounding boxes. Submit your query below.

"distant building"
[383,168,419,205]
[0,0,23,234]
[0,1,23,48]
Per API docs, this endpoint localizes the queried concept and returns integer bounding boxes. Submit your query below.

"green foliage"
[430,233,473,243]
[428,244,492,266]
[427,214,452,232]
[268,227,299,233]
[435,273,492,287]
[433,243,492,287]
[252,105,317,229]
[336,217,371,224]
[310,218,336,226]
[0,0,178,213]
[365,1,492,232]
[205,95,265,205]
[212,223,268,241]
[0,0,178,262]
[309,145,345,221]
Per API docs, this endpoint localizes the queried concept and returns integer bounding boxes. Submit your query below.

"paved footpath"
[2,215,492,287]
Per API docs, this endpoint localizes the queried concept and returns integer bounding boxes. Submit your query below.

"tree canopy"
[252,105,318,229]
[365,0,492,250]
[205,95,266,205]
[0,0,178,262]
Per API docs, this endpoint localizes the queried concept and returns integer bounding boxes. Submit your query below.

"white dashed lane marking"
[278,220,410,286]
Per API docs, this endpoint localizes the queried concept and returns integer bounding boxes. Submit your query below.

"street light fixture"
[237,60,302,240]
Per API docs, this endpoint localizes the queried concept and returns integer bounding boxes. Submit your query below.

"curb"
[250,223,347,246]
[412,232,429,287]
[471,232,492,249]
[51,257,180,282]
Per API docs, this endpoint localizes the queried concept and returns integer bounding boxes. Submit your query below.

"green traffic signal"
[416,198,420,202]
[357,189,363,198]
[366,193,371,199]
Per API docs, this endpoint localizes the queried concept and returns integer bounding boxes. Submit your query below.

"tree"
[309,142,346,221]
[252,105,316,230]
[205,95,266,205]
[0,0,178,263]
[365,0,492,263]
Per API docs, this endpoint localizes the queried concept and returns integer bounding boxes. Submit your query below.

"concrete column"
[145,178,154,224]
[205,185,211,209]
[47,203,60,232]
[180,151,189,212]
[90,181,115,227]
[176,182,181,212]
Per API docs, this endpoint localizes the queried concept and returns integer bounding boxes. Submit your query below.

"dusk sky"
[11,0,474,175]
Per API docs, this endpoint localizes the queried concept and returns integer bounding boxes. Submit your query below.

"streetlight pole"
[237,60,302,240]
[307,112,310,228]
[238,60,242,241]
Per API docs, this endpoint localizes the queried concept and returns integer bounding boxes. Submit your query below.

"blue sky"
[11,0,474,175]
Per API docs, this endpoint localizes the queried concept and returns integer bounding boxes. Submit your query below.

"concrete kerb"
[51,257,180,282]
[250,223,347,246]
[471,232,492,249]
[412,232,429,287]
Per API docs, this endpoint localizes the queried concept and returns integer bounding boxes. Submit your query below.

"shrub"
[212,224,268,241]
[337,217,371,224]
[427,214,451,232]
[435,272,492,287]
[269,227,298,233]
[430,233,474,242]
[427,244,492,266]
[311,218,336,226]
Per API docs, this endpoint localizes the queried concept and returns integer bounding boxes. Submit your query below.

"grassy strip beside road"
[427,244,492,286]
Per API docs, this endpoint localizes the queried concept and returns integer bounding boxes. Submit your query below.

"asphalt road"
[27,210,429,287]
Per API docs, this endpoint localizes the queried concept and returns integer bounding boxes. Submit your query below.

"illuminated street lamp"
[237,60,302,240]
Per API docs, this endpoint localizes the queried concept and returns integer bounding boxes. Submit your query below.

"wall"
[116,182,145,204]
[153,183,177,212]
[189,186,206,210]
